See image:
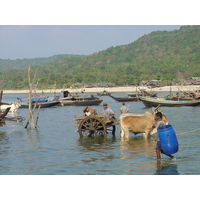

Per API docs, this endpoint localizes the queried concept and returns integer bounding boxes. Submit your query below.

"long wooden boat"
[110,95,139,102]
[140,96,200,107]
[165,97,194,101]
[1,100,60,108]
[59,98,103,106]
[127,90,157,98]
[126,92,141,97]
[97,90,111,96]
[20,100,60,108]
[59,96,98,101]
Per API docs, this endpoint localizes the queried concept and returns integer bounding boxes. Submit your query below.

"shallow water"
[0,92,200,175]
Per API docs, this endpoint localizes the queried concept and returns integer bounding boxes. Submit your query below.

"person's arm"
[152,123,156,129]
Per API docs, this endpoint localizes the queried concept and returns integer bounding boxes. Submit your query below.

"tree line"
[0,25,200,90]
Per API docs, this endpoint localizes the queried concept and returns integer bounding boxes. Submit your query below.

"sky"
[0,25,182,59]
[1,1,198,60]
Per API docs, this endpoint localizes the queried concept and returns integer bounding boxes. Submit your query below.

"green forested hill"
[0,54,84,70]
[0,25,200,89]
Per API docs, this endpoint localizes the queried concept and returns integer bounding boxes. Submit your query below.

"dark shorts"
[156,141,162,150]
[156,141,167,154]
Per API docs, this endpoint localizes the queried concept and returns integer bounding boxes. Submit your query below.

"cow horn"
[153,104,161,112]
[151,107,154,114]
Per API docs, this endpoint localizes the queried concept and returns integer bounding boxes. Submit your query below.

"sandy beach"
[2,85,200,94]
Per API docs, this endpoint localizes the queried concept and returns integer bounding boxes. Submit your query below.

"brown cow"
[119,111,168,138]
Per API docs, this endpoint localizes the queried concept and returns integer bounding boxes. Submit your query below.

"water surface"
[0,92,200,175]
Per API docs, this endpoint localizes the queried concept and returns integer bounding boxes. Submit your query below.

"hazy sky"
[0,25,182,59]
[1,1,197,60]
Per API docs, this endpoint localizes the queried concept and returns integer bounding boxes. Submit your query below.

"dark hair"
[155,112,162,118]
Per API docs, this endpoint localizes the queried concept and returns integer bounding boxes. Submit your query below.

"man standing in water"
[102,103,115,119]
[120,102,129,114]
[153,112,174,160]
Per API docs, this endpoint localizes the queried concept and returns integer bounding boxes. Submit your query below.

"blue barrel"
[158,124,178,155]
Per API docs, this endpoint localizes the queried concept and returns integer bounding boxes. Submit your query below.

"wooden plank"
[74,117,86,120]
[111,123,120,125]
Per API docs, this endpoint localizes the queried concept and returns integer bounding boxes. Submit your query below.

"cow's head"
[160,113,169,125]
[151,104,169,125]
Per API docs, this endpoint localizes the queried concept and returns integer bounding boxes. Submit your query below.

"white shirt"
[103,107,114,115]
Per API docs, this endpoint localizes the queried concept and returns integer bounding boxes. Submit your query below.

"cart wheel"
[78,116,107,137]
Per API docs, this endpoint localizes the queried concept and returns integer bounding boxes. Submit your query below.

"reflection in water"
[0,119,6,127]
[78,136,117,152]
[1,93,200,174]
[77,136,118,169]
[155,160,179,175]
[0,131,10,155]
[26,129,41,151]
[119,136,156,159]
[118,136,159,174]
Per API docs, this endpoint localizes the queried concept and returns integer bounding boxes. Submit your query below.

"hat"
[103,103,108,106]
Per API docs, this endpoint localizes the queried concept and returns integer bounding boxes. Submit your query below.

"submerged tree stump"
[25,65,41,129]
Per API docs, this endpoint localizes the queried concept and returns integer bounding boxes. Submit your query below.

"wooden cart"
[74,114,119,137]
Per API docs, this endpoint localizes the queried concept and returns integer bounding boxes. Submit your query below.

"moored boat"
[110,95,139,102]
[97,90,111,96]
[140,96,200,107]
[1,99,60,108]
[127,89,157,98]
[126,92,141,97]
[20,100,60,108]
[59,97,103,106]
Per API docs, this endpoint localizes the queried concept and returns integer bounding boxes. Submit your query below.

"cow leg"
[120,126,129,138]
[124,130,129,138]
[144,129,151,138]
[120,126,125,137]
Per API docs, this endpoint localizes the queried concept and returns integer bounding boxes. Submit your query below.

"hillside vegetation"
[0,25,200,89]
[0,54,84,70]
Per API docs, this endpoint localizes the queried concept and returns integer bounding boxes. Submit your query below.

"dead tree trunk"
[25,65,41,129]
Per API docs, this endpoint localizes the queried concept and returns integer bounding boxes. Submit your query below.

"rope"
[177,128,200,136]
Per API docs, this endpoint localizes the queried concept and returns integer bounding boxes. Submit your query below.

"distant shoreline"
[2,85,200,94]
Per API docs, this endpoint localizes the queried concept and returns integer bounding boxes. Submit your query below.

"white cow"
[0,103,21,113]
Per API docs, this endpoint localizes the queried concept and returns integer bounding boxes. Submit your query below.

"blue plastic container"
[32,97,47,102]
[158,124,178,155]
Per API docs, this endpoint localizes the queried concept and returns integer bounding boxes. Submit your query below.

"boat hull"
[140,97,200,107]
[1,100,60,108]
[20,101,60,108]
[110,95,139,102]
[60,99,103,106]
